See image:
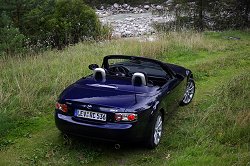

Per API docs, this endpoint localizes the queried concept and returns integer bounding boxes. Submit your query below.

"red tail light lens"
[56,102,60,109]
[114,113,137,122]
[56,102,68,113]
[128,114,136,121]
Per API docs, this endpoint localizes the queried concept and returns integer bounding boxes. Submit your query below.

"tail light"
[56,102,68,113]
[114,113,137,122]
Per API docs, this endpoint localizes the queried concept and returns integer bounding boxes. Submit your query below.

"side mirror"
[88,64,99,70]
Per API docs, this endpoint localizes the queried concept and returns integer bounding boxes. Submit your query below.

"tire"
[180,78,195,106]
[146,112,163,149]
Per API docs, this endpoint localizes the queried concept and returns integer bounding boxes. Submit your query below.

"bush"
[99,24,113,40]
[0,27,25,55]
[22,0,101,50]
[50,0,101,48]
[0,12,25,55]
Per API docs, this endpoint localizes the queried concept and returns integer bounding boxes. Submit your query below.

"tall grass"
[0,31,223,117]
[0,30,249,165]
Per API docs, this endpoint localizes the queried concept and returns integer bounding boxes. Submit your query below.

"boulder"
[113,3,119,8]
[165,0,173,5]
[112,32,122,38]
[122,30,133,37]
[156,5,163,10]
[122,4,128,8]
[144,5,150,10]
[125,18,135,22]
[97,5,171,38]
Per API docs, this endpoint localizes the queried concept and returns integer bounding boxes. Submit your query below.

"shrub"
[0,12,25,55]
[99,24,113,40]
[22,0,101,50]
[51,0,101,48]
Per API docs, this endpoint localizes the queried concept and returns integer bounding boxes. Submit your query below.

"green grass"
[0,30,250,165]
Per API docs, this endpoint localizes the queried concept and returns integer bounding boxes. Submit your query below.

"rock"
[97,5,172,38]
[226,36,241,40]
[125,18,135,22]
[165,0,173,5]
[156,5,163,10]
[112,32,122,38]
[123,30,133,37]
[188,2,196,5]
[119,9,126,13]
[175,4,181,8]
[114,3,119,8]
[100,6,104,10]
[122,4,128,8]
[139,28,146,32]
[144,5,150,10]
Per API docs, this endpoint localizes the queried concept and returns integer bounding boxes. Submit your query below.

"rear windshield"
[108,59,167,77]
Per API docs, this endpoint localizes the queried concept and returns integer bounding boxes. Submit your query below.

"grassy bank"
[0,30,249,165]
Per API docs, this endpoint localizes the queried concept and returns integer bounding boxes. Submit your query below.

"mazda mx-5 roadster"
[55,55,195,148]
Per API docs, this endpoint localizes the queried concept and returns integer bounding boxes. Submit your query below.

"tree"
[52,0,101,47]
[165,0,249,31]
[0,0,32,31]
[0,12,25,55]
[26,0,101,49]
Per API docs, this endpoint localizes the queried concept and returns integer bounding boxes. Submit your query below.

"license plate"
[75,109,106,121]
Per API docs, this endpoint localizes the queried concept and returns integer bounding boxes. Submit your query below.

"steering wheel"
[108,66,130,77]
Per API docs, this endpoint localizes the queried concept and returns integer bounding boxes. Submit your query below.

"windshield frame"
[102,55,175,78]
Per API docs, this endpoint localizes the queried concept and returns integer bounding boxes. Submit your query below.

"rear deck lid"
[60,84,136,108]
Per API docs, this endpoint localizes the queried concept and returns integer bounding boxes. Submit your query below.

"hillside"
[0,31,250,165]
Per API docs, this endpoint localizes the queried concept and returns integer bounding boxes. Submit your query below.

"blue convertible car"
[55,55,195,148]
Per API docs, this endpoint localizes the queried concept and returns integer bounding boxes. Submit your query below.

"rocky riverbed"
[96,1,174,38]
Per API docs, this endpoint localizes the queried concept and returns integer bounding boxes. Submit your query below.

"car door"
[159,72,186,114]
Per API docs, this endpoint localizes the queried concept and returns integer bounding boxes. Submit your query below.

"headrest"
[132,72,147,86]
[93,68,106,82]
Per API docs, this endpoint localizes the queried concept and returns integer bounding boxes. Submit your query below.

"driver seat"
[132,72,147,86]
[93,68,106,82]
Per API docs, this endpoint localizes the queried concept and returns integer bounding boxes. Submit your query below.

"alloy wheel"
[183,80,195,104]
[153,115,162,145]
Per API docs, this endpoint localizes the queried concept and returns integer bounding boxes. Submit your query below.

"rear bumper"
[55,112,146,143]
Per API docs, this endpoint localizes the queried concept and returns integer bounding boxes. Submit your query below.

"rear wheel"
[180,78,195,106]
[146,112,163,149]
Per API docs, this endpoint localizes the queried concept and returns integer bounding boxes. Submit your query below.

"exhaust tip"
[114,144,121,149]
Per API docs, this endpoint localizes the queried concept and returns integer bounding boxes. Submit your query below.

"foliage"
[163,0,250,31]
[23,0,101,49]
[0,0,249,54]
[21,0,56,49]
[53,0,101,44]
[0,0,101,52]
[99,24,113,40]
[0,12,25,55]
